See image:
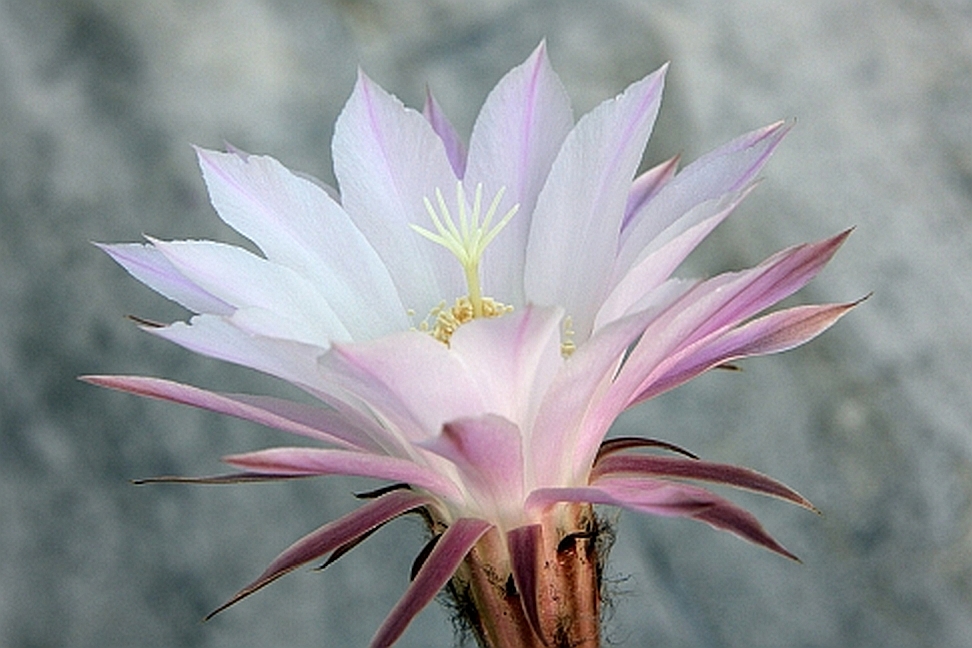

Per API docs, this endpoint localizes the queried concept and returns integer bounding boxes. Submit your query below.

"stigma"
[411,182,519,344]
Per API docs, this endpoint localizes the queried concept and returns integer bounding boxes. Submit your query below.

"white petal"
[524,65,667,339]
[150,238,349,345]
[98,242,233,315]
[333,72,464,317]
[464,42,575,301]
[153,315,329,392]
[197,148,409,338]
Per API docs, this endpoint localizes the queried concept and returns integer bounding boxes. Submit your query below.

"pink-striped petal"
[223,447,463,501]
[622,154,680,231]
[98,242,233,315]
[595,187,754,331]
[675,231,852,343]
[148,237,350,345]
[332,71,462,317]
[423,89,467,178]
[80,375,383,452]
[370,518,492,648]
[609,231,850,415]
[591,454,816,511]
[152,315,329,391]
[633,299,860,404]
[525,64,667,339]
[464,42,574,301]
[208,489,433,618]
[617,121,790,271]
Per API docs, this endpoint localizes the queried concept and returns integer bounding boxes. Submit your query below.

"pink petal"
[530,281,693,488]
[370,518,492,648]
[423,89,467,177]
[98,242,233,315]
[595,187,754,331]
[591,454,817,511]
[148,317,408,440]
[223,447,463,502]
[675,231,852,342]
[195,148,408,339]
[464,42,574,301]
[594,477,800,559]
[421,414,524,517]
[596,437,699,461]
[691,500,800,561]
[621,154,680,231]
[617,121,790,272]
[80,375,384,452]
[634,299,860,403]
[332,71,463,317]
[447,305,563,426]
[507,524,544,642]
[208,489,433,617]
[525,64,667,339]
[320,331,485,443]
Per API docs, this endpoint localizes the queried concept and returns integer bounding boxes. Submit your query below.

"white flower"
[86,44,856,647]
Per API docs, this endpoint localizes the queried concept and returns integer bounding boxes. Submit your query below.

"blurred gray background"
[2,0,971,646]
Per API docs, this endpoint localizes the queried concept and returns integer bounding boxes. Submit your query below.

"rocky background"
[2,0,971,646]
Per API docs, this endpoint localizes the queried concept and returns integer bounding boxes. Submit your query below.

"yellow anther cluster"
[420,297,514,346]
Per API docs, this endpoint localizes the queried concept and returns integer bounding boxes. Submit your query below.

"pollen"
[411,182,519,343]
[419,296,514,346]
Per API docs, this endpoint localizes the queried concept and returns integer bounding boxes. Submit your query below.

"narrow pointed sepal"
[507,524,546,645]
[529,479,802,561]
[206,489,433,619]
[595,436,700,461]
[131,473,308,485]
[689,495,801,561]
[370,518,491,648]
[591,453,818,512]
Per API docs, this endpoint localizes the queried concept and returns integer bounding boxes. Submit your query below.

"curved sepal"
[370,518,492,648]
[207,489,434,619]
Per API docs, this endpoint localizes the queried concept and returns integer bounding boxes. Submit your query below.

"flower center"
[411,182,519,344]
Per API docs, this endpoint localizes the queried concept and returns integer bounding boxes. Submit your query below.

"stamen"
[418,297,514,346]
[561,316,576,358]
[411,182,519,319]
